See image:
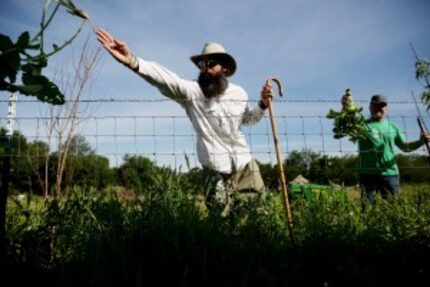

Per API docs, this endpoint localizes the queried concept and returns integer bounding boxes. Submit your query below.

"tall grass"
[3,182,430,286]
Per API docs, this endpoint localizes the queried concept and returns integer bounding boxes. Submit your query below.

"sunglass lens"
[197,60,206,69]
[197,59,219,69]
[207,59,218,68]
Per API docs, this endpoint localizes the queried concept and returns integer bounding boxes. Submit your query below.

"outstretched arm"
[96,28,195,104]
[398,132,430,152]
[96,29,138,70]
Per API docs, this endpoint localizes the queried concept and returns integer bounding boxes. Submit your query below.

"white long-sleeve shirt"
[136,59,266,174]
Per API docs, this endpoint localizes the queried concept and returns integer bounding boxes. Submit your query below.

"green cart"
[287,183,334,200]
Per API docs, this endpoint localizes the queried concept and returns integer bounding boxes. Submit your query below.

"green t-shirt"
[358,118,406,175]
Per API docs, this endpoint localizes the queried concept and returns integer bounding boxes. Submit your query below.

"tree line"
[1,128,429,196]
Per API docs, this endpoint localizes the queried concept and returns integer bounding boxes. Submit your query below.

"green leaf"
[16,31,30,48]
[22,72,37,85]
[415,59,430,79]
[0,80,18,92]
[36,57,48,69]
[16,84,44,95]
[21,62,42,76]
[21,72,64,105]
[0,47,20,83]
[21,63,34,73]
[37,82,65,105]
[0,34,19,83]
[3,50,21,71]
[24,57,47,74]
[0,34,13,51]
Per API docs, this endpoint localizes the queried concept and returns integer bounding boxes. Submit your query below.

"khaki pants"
[205,159,265,215]
[223,159,265,193]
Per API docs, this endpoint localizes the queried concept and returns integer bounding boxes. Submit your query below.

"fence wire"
[1,97,429,174]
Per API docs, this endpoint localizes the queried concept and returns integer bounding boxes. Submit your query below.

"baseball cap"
[370,94,388,106]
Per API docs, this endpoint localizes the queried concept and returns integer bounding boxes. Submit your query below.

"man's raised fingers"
[96,29,114,44]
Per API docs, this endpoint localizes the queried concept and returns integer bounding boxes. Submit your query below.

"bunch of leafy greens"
[326,89,366,143]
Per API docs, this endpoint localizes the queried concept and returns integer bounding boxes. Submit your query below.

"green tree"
[0,129,29,193]
[63,135,114,191]
[324,154,358,186]
[284,150,356,185]
[0,129,115,195]
[0,129,52,194]
[67,154,113,191]
[397,154,430,184]
[116,156,161,192]
[259,162,279,191]
[49,135,109,194]
[284,149,318,180]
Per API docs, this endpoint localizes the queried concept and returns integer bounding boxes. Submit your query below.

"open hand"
[96,29,132,66]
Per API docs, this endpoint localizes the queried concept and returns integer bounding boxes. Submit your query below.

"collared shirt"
[136,59,265,173]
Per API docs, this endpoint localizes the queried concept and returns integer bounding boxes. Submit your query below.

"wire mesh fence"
[1,96,429,176]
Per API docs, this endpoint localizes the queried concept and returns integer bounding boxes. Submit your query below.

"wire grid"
[1,97,429,173]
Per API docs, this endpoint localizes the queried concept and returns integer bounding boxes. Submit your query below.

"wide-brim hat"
[190,42,237,77]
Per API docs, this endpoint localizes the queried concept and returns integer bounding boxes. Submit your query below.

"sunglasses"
[197,59,220,69]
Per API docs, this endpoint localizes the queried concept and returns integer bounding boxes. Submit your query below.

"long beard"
[198,73,228,99]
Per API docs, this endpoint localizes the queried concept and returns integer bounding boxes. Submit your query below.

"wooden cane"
[265,77,294,237]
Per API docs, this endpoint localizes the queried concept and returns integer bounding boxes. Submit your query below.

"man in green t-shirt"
[358,95,430,204]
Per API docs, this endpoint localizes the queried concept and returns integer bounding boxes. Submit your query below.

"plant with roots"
[0,0,89,105]
[326,89,366,143]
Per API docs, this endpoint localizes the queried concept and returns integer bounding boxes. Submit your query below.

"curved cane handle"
[266,77,283,98]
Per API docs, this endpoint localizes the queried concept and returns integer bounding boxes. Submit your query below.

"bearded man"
[96,29,273,212]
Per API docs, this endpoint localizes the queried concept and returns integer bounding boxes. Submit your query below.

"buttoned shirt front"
[136,59,265,173]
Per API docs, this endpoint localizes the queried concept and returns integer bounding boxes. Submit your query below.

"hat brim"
[190,53,236,77]
[371,101,387,106]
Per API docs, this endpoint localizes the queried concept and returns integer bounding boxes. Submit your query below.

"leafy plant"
[0,0,89,105]
[326,89,366,143]
[4,185,430,286]
[414,57,430,110]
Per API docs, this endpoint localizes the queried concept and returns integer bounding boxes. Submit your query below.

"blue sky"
[1,0,430,168]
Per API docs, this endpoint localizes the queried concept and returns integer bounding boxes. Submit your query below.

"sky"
[1,0,430,169]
